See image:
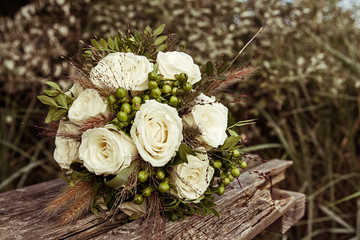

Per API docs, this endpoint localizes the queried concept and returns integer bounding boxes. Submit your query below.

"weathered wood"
[0,157,304,240]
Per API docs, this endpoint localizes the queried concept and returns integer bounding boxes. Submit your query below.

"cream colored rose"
[68,89,108,125]
[90,52,153,91]
[79,125,138,175]
[183,94,228,149]
[130,100,183,167]
[156,51,202,85]
[53,120,80,169]
[120,200,147,218]
[171,152,214,200]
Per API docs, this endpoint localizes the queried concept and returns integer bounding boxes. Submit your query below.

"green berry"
[222,177,231,186]
[240,161,247,169]
[173,80,180,87]
[183,82,192,91]
[148,71,158,81]
[107,95,117,105]
[227,173,234,182]
[232,149,240,158]
[117,111,128,122]
[143,95,150,102]
[132,103,141,111]
[158,182,169,193]
[172,87,178,96]
[134,194,144,204]
[137,171,148,183]
[115,88,127,99]
[178,72,188,85]
[156,170,166,180]
[213,160,222,169]
[150,88,161,98]
[217,185,225,195]
[142,187,152,197]
[131,96,142,105]
[120,103,131,114]
[230,168,241,178]
[169,96,179,107]
[148,80,158,90]
[162,85,172,94]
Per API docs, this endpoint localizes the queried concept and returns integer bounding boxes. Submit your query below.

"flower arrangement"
[38,24,257,234]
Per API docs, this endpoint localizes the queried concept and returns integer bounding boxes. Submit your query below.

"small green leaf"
[100,38,108,49]
[154,36,167,45]
[222,135,241,149]
[52,108,68,121]
[210,208,219,217]
[133,30,142,43]
[105,159,139,189]
[228,129,238,137]
[107,37,114,50]
[37,95,58,107]
[45,81,62,92]
[153,24,165,36]
[91,39,101,49]
[178,144,196,164]
[57,94,68,108]
[45,108,56,123]
[144,25,152,34]
[156,44,167,52]
[114,36,121,51]
[44,89,59,97]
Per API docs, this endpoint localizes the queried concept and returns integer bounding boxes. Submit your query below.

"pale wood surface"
[0,156,305,240]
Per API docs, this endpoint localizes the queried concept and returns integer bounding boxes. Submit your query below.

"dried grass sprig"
[142,192,165,239]
[183,123,202,149]
[212,66,255,93]
[80,113,115,133]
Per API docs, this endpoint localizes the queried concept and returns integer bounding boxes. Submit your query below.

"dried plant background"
[1,0,360,240]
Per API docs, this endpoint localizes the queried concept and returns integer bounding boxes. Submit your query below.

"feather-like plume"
[213,66,255,93]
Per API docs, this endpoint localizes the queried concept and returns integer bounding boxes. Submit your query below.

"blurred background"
[0,0,359,239]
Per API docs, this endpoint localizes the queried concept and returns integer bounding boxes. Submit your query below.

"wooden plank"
[0,158,296,240]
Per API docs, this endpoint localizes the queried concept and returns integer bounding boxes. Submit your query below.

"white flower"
[120,200,147,218]
[130,100,183,167]
[156,51,202,85]
[65,81,84,98]
[183,94,228,149]
[90,52,153,91]
[171,152,214,201]
[68,89,108,125]
[53,120,80,169]
[79,125,138,175]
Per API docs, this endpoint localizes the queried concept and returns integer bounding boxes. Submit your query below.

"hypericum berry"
[117,111,128,122]
[132,103,141,111]
[230,168,241,178]
[107,95,117,105]
[232,149,240,158]
[134,194,144,204]
[240,161,247,169]
[148,71,158,81]
[162,85,172,94]
[131,96,142,105]
[183,82,192,91]
[115,88,127,99]
[173,80,180,87]
[171,87,178,96]
[222,177,231,186]
[142,187,152,197]
[143,95,150,102]
[213,160,222,169]
[178,72,188,84]
[217,185,225,195]
[120,103,131,114]
[227,173,234,182]
[158,182,170,193]
[150,88,161,98]
[169,96,179,107]
[137,171,148,183]
[148,80,158,90]
[156,170,166,180]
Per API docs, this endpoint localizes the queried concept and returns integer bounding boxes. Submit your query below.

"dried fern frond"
[213,66,255,93]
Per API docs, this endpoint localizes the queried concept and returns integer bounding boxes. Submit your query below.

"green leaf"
[91,39,101,49]
[133,30,142,43]
[153,63,159,73]
[37,95,58,107]
[154,36,167,45]
[178,144,196,164]
[45,81,62,92]
[100,38,108,49]
[156,44,167,52]
[45,108,56,123]
[153,24,165,36]
[144,25,152,34]
[239,143,282,153]
[105,159,139,189]
[222,135,241,149]
[107,37,114,50]
[57,94,68,108]
[228,129,238,137]
[210,208,219,217]
[43,89,59,97]
[52,108,68,121]
[114,36,121,51]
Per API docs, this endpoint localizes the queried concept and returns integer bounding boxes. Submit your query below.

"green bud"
[115,88,127,99]
[240,161,247,169]
[162,85,172,94]
[131,96,142,105]
[173,80,180,87]
[107,95,117,105]
[138,171,148,183]
[169,96,179,107]
[134,194,144,204]
[120,103,131,114]
[230,168,241,178]
[143,95,150,102]
[172,87,178,96]
[232,149,240,158]
[222,177,231,186]
[142,187,152,197]
[132,103,141,111]
[178,72,188,85]
[148,71,158,81]
[183,82,192,91]
[148,80,158,90]
[158,182,169,193]
[150,88,161,98]
[117,111,128,122]
[217,185,225,195]
[227,173,234,182]
[156,170,166,180]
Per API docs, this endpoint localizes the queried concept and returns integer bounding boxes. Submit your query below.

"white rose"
[171,152,214,201]
[68,89,108,125]
[53,120,80,169]
[79,125,138,175]
[183,93,228,149]
[156,51,202,85]
[120,200,147,218]
[130,100,183,167]
[90,52,153,91]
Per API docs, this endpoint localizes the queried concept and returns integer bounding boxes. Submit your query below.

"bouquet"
[38,24,257,235]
